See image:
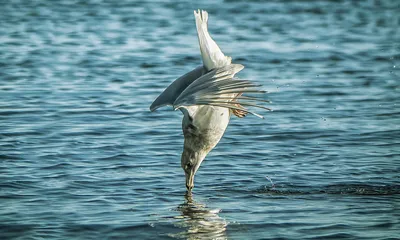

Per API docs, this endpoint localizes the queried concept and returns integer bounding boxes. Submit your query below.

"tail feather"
[194,9,231,71]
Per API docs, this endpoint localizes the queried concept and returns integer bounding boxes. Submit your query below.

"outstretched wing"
[150,10,269,117]
[173,64,269,118]
[150,66,204,112]
[194,10,231,71]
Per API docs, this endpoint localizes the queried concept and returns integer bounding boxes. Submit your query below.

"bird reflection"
[170,193,227,239]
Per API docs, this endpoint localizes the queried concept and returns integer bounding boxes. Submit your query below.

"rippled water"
[1,0,399,239]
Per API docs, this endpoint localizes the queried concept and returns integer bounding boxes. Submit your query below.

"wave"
[255,183,400,195]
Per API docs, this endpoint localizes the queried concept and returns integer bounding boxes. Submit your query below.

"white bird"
[150,10,269,191]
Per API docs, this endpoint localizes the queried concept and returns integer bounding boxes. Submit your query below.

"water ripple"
[1,0,399,239]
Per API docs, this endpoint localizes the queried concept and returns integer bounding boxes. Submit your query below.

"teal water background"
[0,0,399,239]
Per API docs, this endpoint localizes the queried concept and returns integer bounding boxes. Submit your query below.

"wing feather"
[173,64,269,118]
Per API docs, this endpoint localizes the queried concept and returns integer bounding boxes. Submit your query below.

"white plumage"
[150,10,268,191]
[194,10,232,71]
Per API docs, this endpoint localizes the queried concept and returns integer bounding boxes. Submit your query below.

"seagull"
[150,10,269,192]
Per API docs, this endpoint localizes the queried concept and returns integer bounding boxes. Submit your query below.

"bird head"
[181,148,206,192]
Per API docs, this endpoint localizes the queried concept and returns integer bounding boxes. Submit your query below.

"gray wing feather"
[173,64,268,118]
[150,65,204,111]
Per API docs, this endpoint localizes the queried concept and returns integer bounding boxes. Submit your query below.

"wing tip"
[149,103,159,112]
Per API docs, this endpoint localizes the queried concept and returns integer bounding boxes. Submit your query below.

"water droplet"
[393,65,396,68]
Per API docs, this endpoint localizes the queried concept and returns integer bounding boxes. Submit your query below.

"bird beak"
[185,171,195,192]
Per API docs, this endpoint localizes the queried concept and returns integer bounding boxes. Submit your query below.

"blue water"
[1,0,399,239]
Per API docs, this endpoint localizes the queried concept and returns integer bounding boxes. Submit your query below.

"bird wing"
[151,11,269,116]
[150,65,204,112]
[173,64,269,118]
[194,10,231,71]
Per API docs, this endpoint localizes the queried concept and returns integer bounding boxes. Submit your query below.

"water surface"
[1,0,399,239]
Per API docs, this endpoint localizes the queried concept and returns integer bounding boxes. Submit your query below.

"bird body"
[150,10,267,191]
[180,105,230,189]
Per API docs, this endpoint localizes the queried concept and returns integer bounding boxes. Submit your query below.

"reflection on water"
[169,193,227,239]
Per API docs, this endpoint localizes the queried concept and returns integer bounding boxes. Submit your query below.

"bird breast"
[182,105,230,152]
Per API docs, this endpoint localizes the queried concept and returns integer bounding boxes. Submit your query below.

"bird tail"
[194,10,231,71]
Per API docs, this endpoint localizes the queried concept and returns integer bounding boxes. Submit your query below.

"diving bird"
[150,10,268,191]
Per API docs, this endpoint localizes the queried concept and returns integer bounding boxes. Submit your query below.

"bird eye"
[186,163,193,170]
